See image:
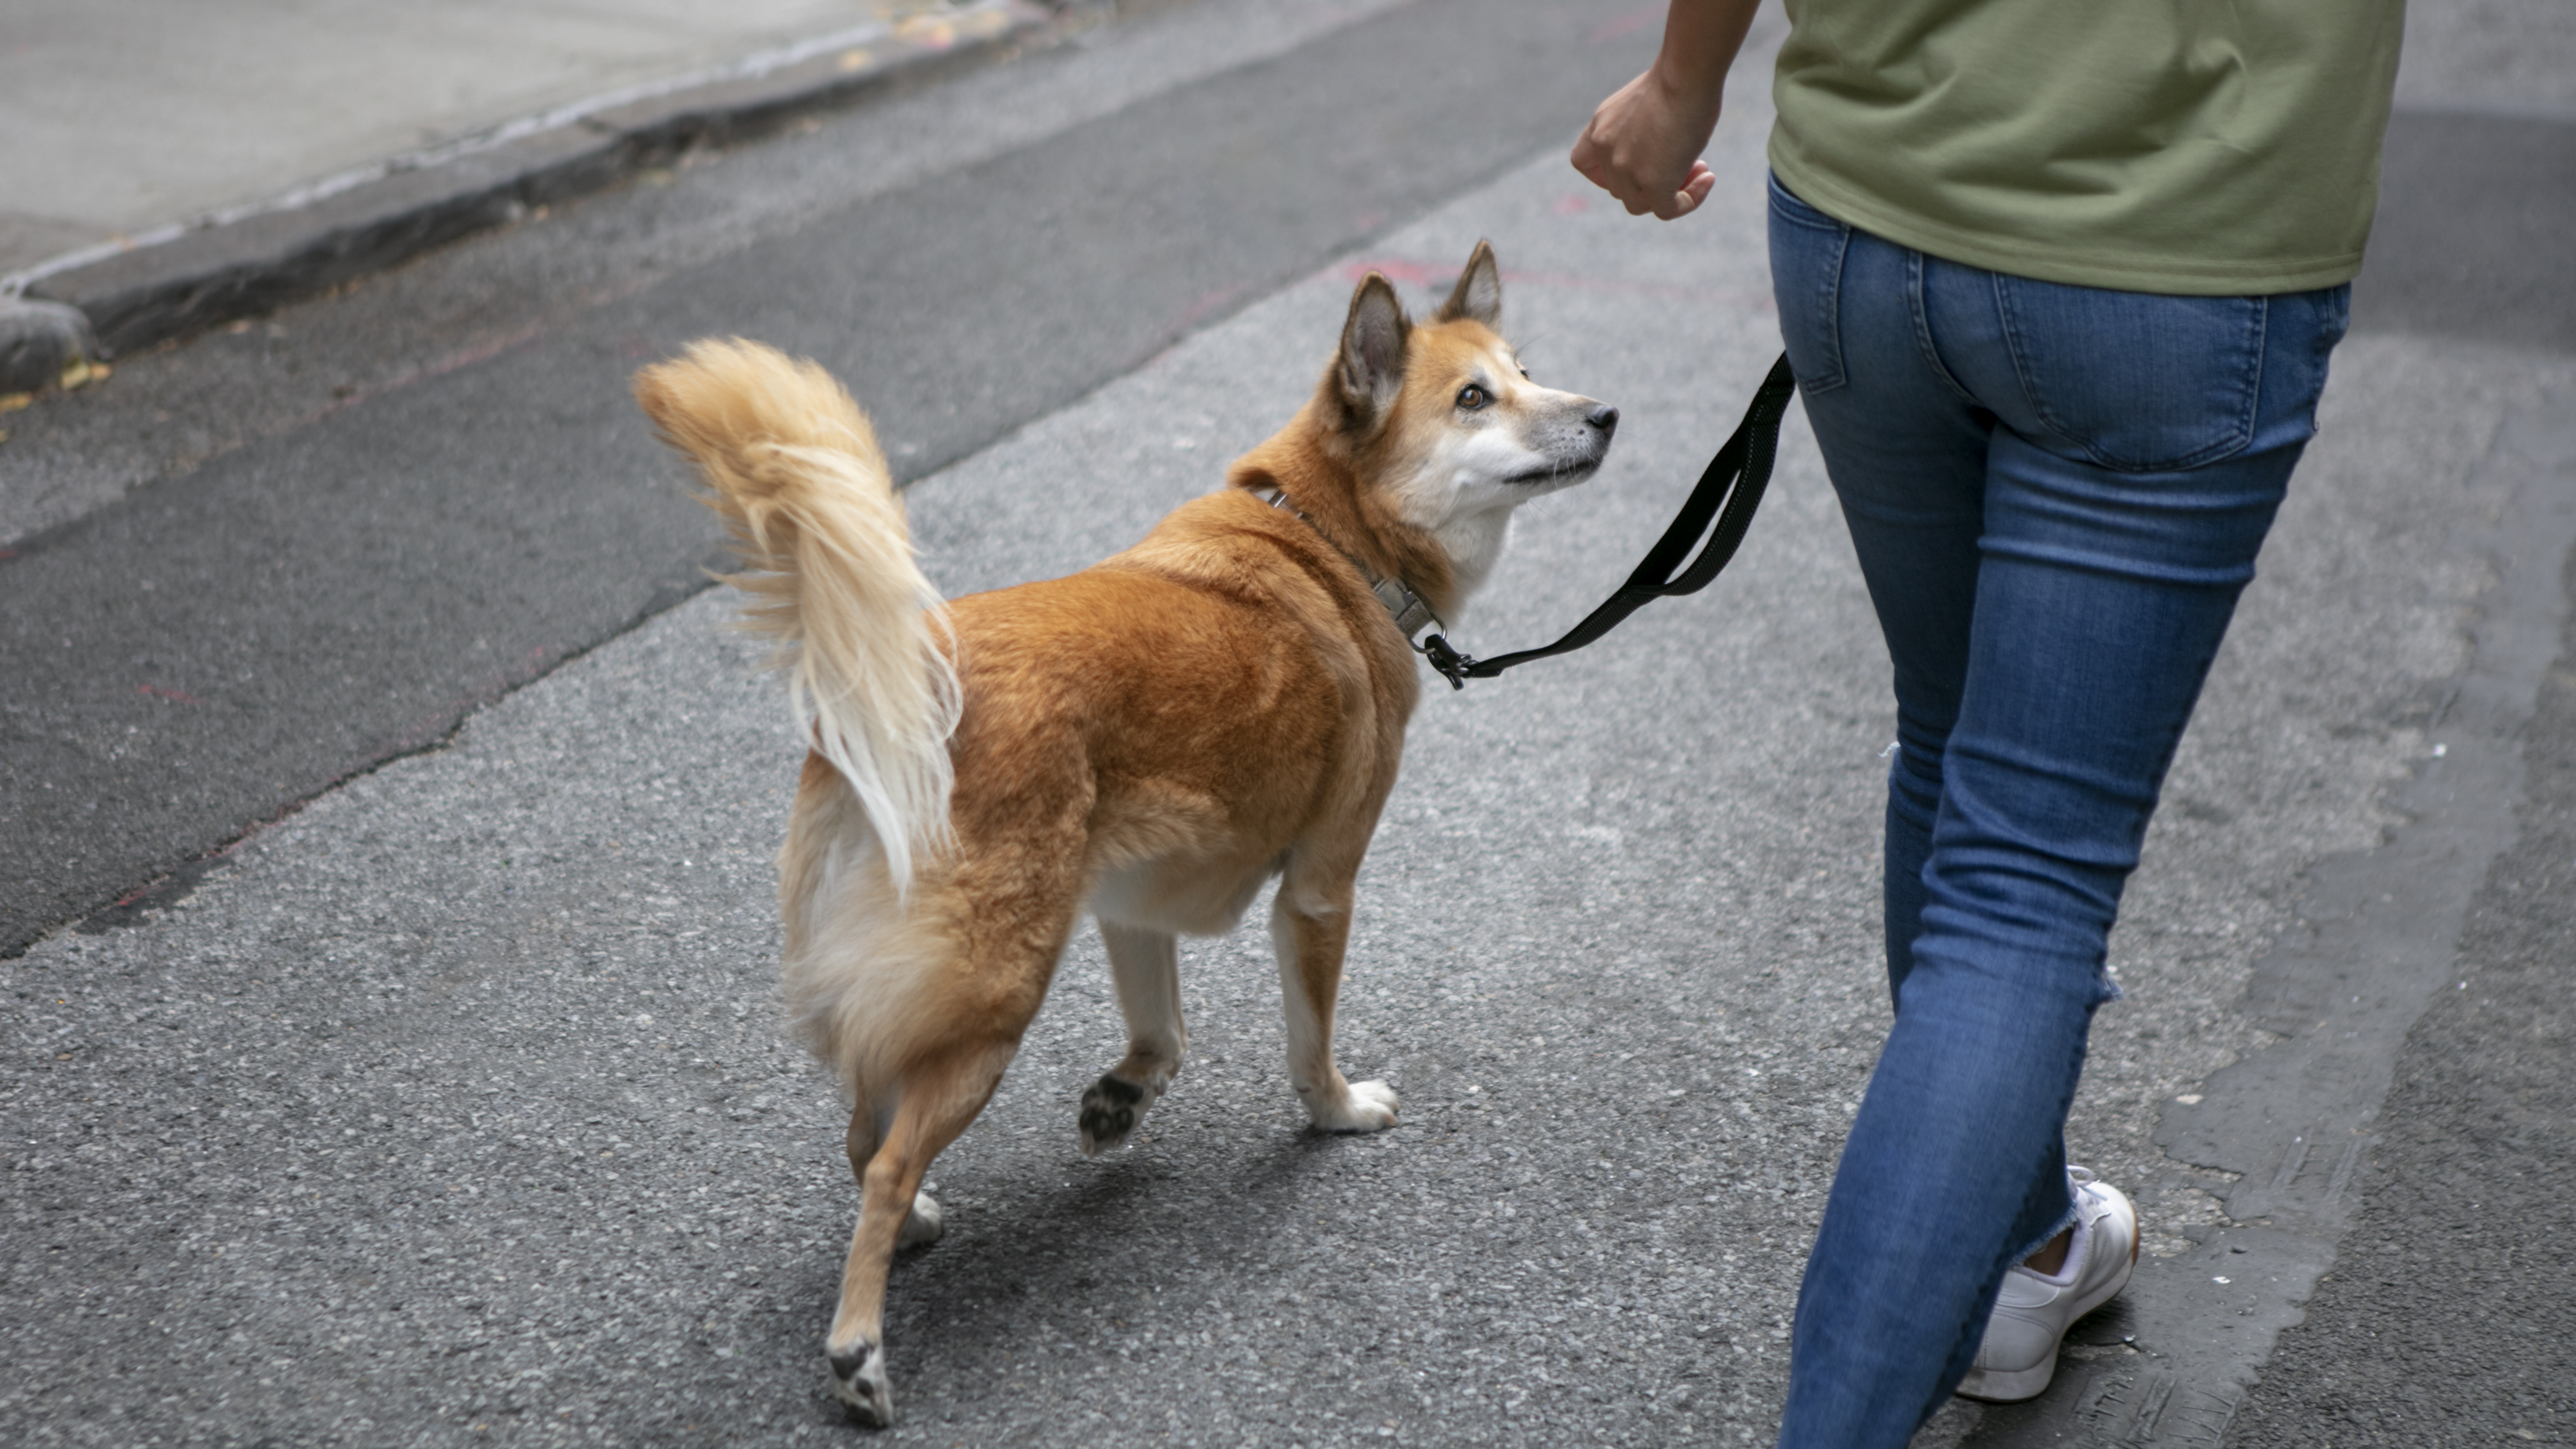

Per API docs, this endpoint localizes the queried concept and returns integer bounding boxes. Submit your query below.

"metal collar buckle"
[1255,487,1450,659]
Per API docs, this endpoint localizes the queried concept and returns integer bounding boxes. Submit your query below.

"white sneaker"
[1955,1168,2139,1402]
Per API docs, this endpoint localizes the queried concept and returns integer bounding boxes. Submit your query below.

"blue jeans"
[1765,174,2348,1447]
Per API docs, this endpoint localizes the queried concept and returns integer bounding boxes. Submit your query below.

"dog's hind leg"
[1268,871,1398,1133]
[845,1103,945,1248]
[824,821,1083,1426]
[827,1041,1013,1427]
[1079,922,1187,1154]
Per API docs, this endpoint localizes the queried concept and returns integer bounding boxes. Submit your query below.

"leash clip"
[1418,632,1476,690]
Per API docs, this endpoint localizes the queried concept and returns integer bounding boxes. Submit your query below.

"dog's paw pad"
[1312,1078,1399,1133]
[1077,1073,1152,1155]
[828,1339,894,1427]
[897,1191,943,1249]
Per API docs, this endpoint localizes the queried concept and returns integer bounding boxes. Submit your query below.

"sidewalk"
[0,0,1069,371]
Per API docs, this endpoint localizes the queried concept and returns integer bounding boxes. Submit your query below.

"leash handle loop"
[1420,353,1797,688]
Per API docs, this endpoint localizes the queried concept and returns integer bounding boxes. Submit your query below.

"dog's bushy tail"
[635,338,960,897]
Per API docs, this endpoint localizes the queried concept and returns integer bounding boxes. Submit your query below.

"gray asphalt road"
[4,2,2573,1446]
[0,0,1660,960]
[2227,519,2576,1449]
[2353,108,2576,353]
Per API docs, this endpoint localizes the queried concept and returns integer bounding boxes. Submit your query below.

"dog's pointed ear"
[1435,240,1502,327]
[1337,272,1411,419]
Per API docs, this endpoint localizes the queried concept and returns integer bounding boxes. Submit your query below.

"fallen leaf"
[895,14,957,46]
[58,358,92,390]
[0,392,31,413]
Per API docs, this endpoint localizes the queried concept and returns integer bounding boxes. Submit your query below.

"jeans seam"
[1771,174,1852,394]
[1774,210,1846,235]
[2241,295,2271,448]
[1768,170,1846,234]
[1993,269,2048,445]
[1906,251,1980,410]
[2303,288,2346,433]
[1810,225,1851,392]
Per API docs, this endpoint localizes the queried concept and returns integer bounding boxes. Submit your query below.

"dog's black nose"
[1587,404,1620,434]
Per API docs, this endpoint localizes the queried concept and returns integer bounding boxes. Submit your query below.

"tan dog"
[634,241,1614,1425]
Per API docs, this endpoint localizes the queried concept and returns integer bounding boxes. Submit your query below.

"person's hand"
[1572,67,1722,220]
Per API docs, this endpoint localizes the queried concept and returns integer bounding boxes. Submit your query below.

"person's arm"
[1570,0,1764,219]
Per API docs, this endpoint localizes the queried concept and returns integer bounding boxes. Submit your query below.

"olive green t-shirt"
[1767,0,2406,295]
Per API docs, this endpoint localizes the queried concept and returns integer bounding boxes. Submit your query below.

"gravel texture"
[2226,468,2576,1449]
[5,3,2571,1445]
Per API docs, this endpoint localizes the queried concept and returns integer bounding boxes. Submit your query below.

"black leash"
[1417,352,1797,689]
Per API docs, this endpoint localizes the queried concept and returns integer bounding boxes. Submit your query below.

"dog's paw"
[898,1191,944,1249]
[1309,1078,1399,1133]
[1078,1073,1158,1155]
[827,1338,894,1428]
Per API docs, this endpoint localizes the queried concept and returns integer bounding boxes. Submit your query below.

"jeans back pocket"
[1768,173,1850,395]
[1992,276,2266,473]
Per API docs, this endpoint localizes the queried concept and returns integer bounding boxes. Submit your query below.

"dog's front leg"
[1080,922,1187,1154]
[1268,883,1398,1132]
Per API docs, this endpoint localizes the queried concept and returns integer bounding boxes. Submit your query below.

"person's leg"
[1890,272,2345,1409]
[1770,176,2032,1443]
[1765,174,1989,1007]
[1768,175,2350,1447]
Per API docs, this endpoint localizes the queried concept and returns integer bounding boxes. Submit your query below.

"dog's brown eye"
[1457,384,1490,410]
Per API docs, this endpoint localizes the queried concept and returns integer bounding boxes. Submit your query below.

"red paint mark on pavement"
[137,683,205,705]
[1342,257,1453,288]
[379,641,578,756]
[101,879,165,911]
[286,268,662,433]
[1341,258,1774,312]
[304,322,550,426]
[1590,8,1661,43]
[148,264,665,490]
[1173,282,1254,334]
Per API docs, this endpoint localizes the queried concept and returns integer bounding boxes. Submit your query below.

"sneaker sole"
[1954,1357,2059,1403]
[1953,1227,2140,1403]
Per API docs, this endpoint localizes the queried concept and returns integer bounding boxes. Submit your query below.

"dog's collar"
[1252,487,1445,641]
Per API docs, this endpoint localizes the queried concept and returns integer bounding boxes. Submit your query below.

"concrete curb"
[13,0,1074,359]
